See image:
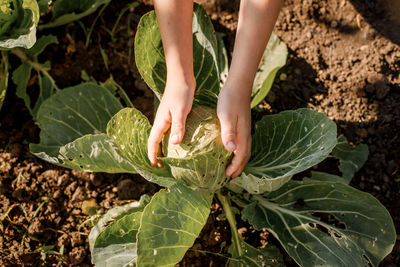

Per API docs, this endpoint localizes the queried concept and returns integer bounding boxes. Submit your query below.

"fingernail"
[226,141,236,151]
[171,134,179,143]
[226,166,234,176]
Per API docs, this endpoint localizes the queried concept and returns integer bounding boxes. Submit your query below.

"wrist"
[166,70,196,91]
[222,79,252,102]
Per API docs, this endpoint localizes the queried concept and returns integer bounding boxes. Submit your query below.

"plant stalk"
[10,48,59,91]
[216,191,243,257]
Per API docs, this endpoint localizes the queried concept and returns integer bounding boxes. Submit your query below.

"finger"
[226,118,251,178]
[147,113,171,166]
[170,110,187,144]
[230,137,251,178]
[218,112,238,152]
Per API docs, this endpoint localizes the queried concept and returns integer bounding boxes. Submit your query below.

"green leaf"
[242,180,396,267]
[0,0,39,49]
[32,74,56,120]
[89,195,151,267]
[216,33,228,87]
[26,34,58,57]
[39,0,111,29]
[228,239,284,267]
[332,135,369,182]
[308,171,344,183]
[12,60,32,111]
[228,108,337,194]
[37,0,49,14]
[107,107,175,187]
[55,134,137,173]
[30,83,135,173]
[250,33,288,108]
[134,3,220,105]
[33,83,122,151]
[0,51,8,110]
[137,183,213,266]
[12,35,58,118]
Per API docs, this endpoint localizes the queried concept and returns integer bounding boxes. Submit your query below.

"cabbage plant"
[0,0,115,111]
[0,0,39,49]
[29,4,396,267]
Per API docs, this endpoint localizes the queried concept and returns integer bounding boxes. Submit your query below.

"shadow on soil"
[349,0,400,45]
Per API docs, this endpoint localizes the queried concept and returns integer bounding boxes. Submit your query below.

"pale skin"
[148,0,282,178]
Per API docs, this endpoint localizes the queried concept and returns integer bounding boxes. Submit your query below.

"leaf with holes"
[89,195,151,267]
[228,108,337,194]
[241,180,396,267]
[228,238,284,267]
[106,107,175,187]
[137,183,213,267]
[30,83,135,173]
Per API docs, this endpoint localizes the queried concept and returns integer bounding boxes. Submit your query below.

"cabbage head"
[162,105,232,191]
[0,0,39,49]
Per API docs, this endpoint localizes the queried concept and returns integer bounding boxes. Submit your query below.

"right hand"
[147,77,196,167]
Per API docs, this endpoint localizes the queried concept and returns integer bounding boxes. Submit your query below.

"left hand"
[217,83,252,178]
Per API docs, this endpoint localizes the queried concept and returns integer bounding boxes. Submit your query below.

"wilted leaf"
[82,199,100,215]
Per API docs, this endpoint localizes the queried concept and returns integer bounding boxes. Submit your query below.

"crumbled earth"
[0,0,399,266]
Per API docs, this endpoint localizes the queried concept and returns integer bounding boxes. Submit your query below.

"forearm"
[154,0,195,86]
[226,0,282,96]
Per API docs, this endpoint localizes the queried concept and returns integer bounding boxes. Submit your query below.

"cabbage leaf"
[241,180,396,267]
[89,195,151,267]
[137,183,213,266]
[135,3,220,106]
[250,33,287,108]
[229,108,337,194]
[30,83,136,173]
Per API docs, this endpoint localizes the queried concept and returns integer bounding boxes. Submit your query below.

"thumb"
[219,116,237,152]
[170,111,187,144]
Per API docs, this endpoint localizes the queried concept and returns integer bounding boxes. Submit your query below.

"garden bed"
[0,0,399,266]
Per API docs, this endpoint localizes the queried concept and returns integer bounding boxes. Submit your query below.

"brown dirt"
[0,0,399,266]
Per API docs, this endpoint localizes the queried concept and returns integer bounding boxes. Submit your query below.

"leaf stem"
[85,2,110,48]
[10,48,59,91]
[216,191,243,257]
[111,79,134,108]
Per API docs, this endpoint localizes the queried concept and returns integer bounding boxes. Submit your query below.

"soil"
[0,0,399,266]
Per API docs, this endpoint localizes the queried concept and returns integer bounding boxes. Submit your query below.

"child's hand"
[217,83,252,178]
[147,78,196,167]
